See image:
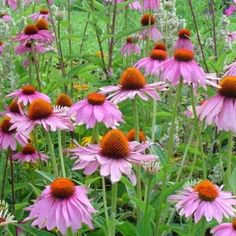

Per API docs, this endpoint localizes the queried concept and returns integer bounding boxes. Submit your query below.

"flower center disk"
[194,180,218,201]
[153,42,166,51]
[218,76,236,99]
[40,9,49,14]
[51,178,75,199]
[119,67,146,90]
[178,29,191,38]
[36,19,49,30]
[28,99,53,120]
[22,144,36,155]
[87,93,105,105]
[126,37,134,43]
[100,129,130,159]
[22,85,36,95]
[150,49,167,61]
[9,99,21,114]
[24,24,39,35]
[232,219,236,230]
[56,93,73,107]
[174,49,193,62]
[0,117,15,134]
[141,14,155,26]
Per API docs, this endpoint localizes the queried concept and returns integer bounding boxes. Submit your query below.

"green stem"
[225,132,233,188]
[190,86,207,178]
[45,131,58,177]
[144,178,152,222]
[110,183,118,236]
[151,99,157,142]
[91,124,100,144]
[188,138,199,180]
[58,130,66,177]
[132,99,141,223]
[102,177,109,225]
[176,128,194,182]
[154,80,183,236]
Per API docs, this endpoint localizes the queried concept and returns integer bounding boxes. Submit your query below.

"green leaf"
[14,224,55,236]
[35,170,55,182]
[116,222,137,236]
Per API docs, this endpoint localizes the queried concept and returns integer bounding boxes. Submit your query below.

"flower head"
[174,29,193,51]
[7,85,50,105]
[55,93,73,107]
[153,42,166,51]
[68,92,123,128]
[0,116,28,150]
[0,208,16,227]
[100,67,167,104]
[15,41,47,55]
[198,76,236,132]
[160,48,206,87]
[127,128,146,142]
[140,14,162,41]
[25,178,95,235]
[30,8,49,20]
[121,37,141,56]
[9,99,74,134]
[211,219,236,236]
[169,180,236,223]
[134,49,168,76]
[12,143,48,163]
[71,129,156,184]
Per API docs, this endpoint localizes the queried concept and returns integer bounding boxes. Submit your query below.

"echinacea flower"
[30,8,49,20]
[0,13,11,23]
[127,128,146,142]
[9,99,74,134]
[140,14,162,41]
[100,67,168,104]
[12,143,48,163]
[121,37,141,56]
[71,129,156,184]
[0,208,16,226]
[174,29,193,51]
[143,0,160,10]
[169,180,236,223]
[160,48,206,87]
[225,5,236,16]
[5,0,17,10]
[153,42,166,51]
[198,76,236,132]
[134,49,168,76]
[211,219,236,236]
[25,178,96,235]
[0,116,28,150]
[224,61,236,76]
[7,85,50,105]
[0,42,4,55]
[14,24,46,43]
[15,42,47,55]
[68,92,123,128]
[35,19,54,43]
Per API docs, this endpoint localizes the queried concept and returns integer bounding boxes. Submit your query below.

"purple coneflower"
[121,37,141,56]
[25,178,96,235]
[5,0,17,10]
[134,49,168,76]
[15,42,46,55]
[143,0,160,10]
[71,129,156,184]
[174,29,193,51]
[169,180,236,223]
[0,13,11,23]
[0,116,28,150]
[211,220,236,236]
[35,19,54,43]
[9,99,74,134]
[69,92,123,128]
[198,76,236,132]
[100,67,168,104]
[224,61,236,76]
[12,143,48,163]
[30,8,49,20]
[7,85,50,105]
[140,14,162,41]
[0,42,4,55]
[160,48,206,88]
